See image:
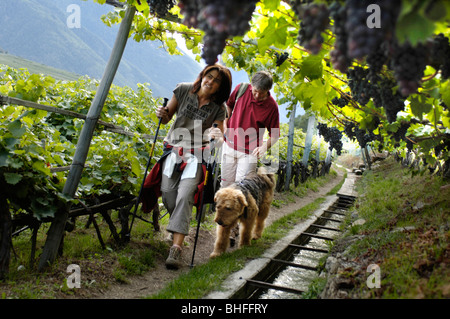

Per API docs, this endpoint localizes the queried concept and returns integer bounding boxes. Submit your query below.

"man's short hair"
[251,71,273,91]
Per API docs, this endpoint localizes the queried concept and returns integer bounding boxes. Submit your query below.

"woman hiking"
[142,64,232,269]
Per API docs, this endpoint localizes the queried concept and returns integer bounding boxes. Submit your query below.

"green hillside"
[0,53,80,81]
[0,0,202,97]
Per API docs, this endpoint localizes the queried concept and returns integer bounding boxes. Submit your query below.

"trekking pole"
[128,97,168,239]
[190,123,218,268]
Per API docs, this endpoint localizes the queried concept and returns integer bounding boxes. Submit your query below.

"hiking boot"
[165,245,182,270]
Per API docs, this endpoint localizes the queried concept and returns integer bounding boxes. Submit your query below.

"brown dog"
[210,168,275,258]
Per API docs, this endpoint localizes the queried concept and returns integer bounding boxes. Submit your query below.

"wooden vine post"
[313,134,321,177]
[325,147,332,168]
[284,103,297,191]
[315,135,321,162]
[302,114,316,166]
[38,6,136,271]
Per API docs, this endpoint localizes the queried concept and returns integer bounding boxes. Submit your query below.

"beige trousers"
[220,142,258,188]
[161,159,203,236]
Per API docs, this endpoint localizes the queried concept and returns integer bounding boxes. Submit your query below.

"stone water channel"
[253,196,352,299]
[206,171,358,300]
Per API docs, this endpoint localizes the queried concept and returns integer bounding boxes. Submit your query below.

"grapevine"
[378,77,406,123]
[331,96,348,108]
[389,41,429,97]
[345,0,401,60]
[146,0,176,18]
[429,33,450,79]
[434,134,450,158]
[292,1,330,54]
[179,0,257,65]
[1,0,449,278]
[275,52,289,67]
[329,1,351,73]
[391,121,411,143]
[317,122,343,155]
[343,120,380,149]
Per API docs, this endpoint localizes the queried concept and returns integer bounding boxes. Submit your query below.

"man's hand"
[252,145,267,158]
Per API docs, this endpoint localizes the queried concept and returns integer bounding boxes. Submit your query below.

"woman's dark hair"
[192,64,232,105]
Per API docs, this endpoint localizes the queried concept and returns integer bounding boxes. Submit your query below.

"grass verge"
[327,157,449,298]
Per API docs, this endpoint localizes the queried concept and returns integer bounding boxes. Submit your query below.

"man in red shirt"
[221,71,280,188]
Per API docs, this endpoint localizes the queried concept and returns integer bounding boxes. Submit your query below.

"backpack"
[229,82,249,119]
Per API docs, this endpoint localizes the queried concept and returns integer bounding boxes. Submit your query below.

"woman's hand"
[207,121,224,146]
[208,126,222,141]
[156,95,177,124]
[156,106,169,122]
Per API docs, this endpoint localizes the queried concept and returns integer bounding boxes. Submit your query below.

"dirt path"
[91,169,345,299]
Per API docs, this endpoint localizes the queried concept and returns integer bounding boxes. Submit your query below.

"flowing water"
[257,212,346,299]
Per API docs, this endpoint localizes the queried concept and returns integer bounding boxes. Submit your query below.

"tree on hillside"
[294,111,313,133]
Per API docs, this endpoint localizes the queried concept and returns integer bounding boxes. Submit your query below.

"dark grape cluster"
[201,31,228,65]
[329,1,351,73]
[343,120,380,149]
[178,0,257,65]
[317,123,343,155]
[389,41,428,97]
[429,33,450,80]
[391,122,411,144]
[331,96,348,108]
[344,65,406,123]
[275,52,289,67]
[326,0,437,100]
[343,120,356,140]
[357,129,379,149]
[177,0,200,28]
[345,0,400,60]
[292,2,330,54]
[366,44,388,80]
[347,66,379,106]
[147,0,176,18]
[378,77,406,123]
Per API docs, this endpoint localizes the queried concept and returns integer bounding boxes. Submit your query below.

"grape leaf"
[396,11,435,45]
[4,172,22,185]
[300,55,323,80]
[409,95,432,120]
[263,0,280,11]
[8,120,26,138]
[424,0,447,21]
[442,82,450,107]
[0,150,10,167]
